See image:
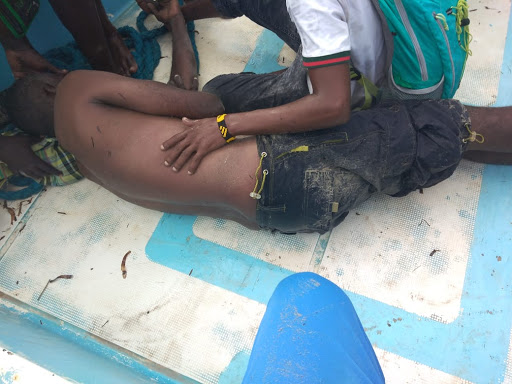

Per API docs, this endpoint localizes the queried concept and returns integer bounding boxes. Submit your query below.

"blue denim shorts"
[203,54,308,114]
[203,0,308,113]
[255,99,471,234]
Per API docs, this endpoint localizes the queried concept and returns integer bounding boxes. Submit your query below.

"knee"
[271,272,351,308]
[202,74,233,95]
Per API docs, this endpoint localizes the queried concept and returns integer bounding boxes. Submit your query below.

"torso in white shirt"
[287,0,387,108]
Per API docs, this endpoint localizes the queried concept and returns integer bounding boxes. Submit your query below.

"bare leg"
[49,0,116,72]
[463,105,512,164]
[465,106,512,153]
[94,0,138,75]
[463,151,512,165]
[55,71,259,227]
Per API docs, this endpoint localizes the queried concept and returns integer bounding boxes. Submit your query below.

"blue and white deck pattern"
[0,1,512,383]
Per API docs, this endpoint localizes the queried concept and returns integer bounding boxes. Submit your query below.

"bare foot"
[106,30,138,76]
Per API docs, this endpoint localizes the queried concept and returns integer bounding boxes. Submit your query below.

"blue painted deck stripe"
[350,165,512,383]
[243,29,286,74]
[146,215,293,303]
[495,5,512,107]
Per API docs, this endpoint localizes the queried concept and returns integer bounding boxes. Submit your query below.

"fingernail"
[188,171,194,175]
[164,161,170,166]
[160,144,165,150]
[172,167,178,172]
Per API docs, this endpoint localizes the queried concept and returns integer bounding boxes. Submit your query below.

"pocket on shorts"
[304,169,338,233]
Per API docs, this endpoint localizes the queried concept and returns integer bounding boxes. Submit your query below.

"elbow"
[210,96,225,116]
[323,99,351,127]
[195,94,225,118]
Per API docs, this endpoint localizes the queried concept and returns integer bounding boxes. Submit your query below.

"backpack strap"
[370,0,395,87]
[347,0,394,110]
[350,66,380,110]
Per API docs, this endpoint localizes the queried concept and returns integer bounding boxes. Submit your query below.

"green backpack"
[378,0,471,100]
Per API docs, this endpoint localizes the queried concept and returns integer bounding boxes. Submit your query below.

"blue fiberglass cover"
[242,272,385,383]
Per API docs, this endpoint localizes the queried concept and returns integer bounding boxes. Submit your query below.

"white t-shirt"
[286,0,387,107]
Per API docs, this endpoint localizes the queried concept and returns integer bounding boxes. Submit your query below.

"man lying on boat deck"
[3,0,512,234]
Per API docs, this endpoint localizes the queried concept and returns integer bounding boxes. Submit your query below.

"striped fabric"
[0,124,83,187]
[302,52,351,68]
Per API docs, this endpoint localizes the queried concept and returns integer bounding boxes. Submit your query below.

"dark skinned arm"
[144,0,198,90]
[225,64,351,134]
[0,21,67,79]
[161,63,351,174]
[59,69,223,120]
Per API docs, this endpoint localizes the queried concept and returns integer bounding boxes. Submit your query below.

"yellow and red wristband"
[217,114,236,143]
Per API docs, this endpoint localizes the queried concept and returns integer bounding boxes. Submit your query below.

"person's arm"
[184,64,351,135]
[0,20,67,79]
[61,69,223,120]
[145,0,198,90]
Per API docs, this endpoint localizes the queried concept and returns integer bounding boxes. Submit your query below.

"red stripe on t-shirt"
[303,56,351,67]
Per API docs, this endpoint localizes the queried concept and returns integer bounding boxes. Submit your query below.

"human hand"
[0,136,62,179]
[5,47,68,80]
[143,0,181,24]
[160,117,226,174]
